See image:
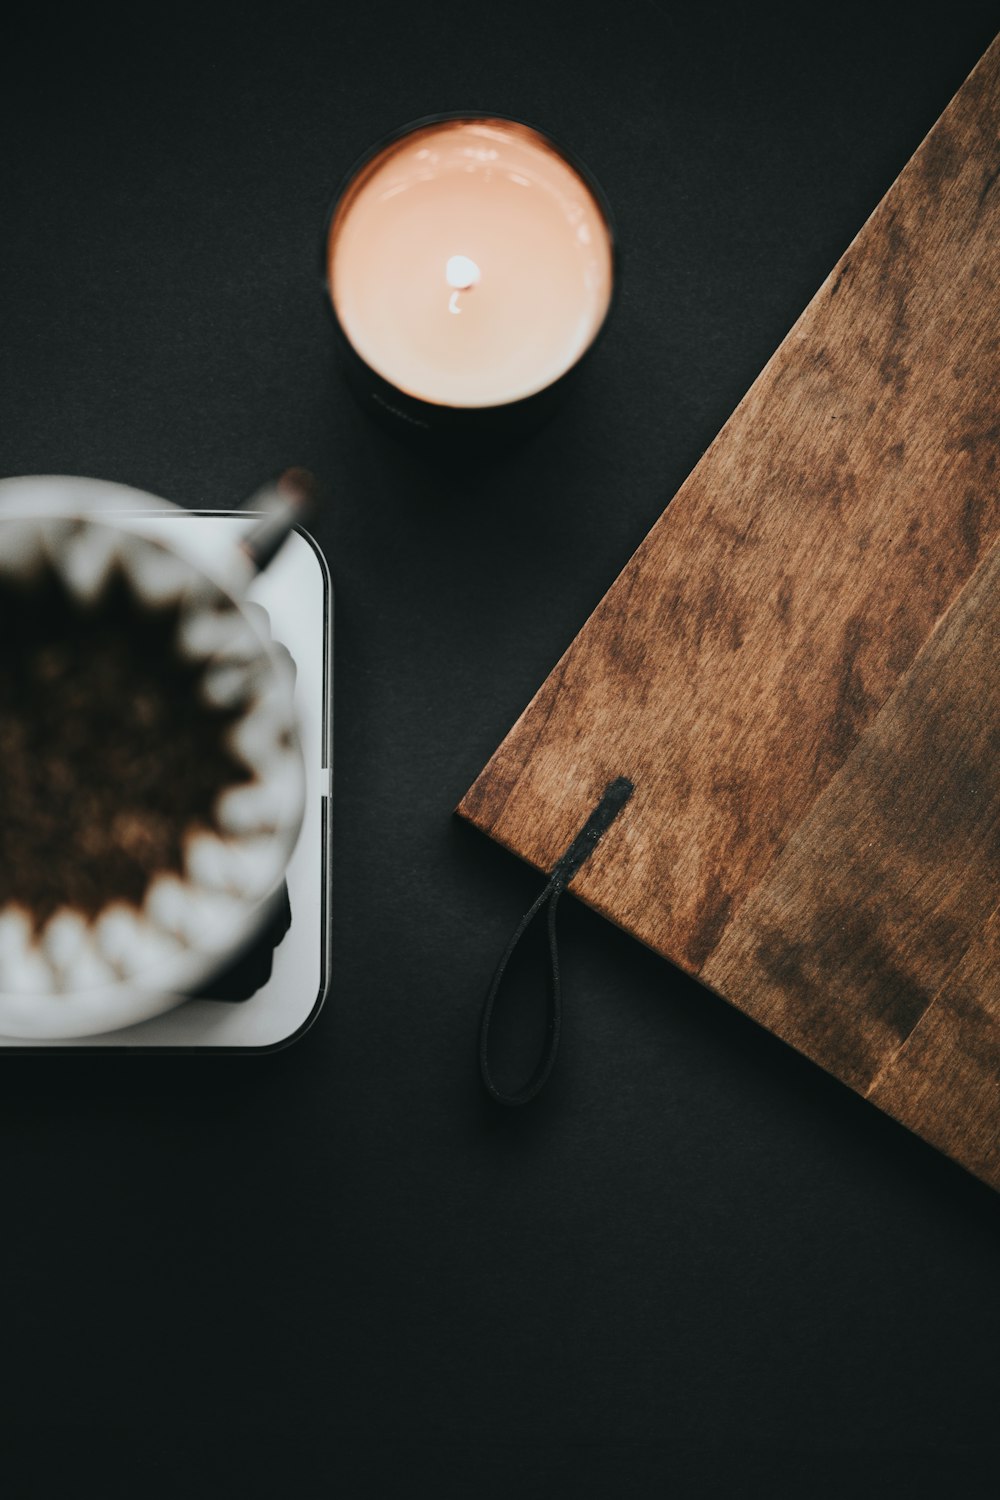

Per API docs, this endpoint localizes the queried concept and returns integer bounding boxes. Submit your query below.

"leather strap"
[478,777,634,1106]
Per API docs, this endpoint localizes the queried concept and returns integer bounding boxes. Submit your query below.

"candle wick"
[445,254,481,292]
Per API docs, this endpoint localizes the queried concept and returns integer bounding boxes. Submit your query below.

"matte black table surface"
[1,7,997,1495]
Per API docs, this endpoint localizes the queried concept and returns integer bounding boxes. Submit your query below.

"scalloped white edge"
[0,488,306,1038]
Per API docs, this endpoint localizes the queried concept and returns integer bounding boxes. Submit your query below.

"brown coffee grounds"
[0,563,254,928]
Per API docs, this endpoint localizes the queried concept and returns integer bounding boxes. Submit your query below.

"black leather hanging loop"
[478,777,634,1107]
[478,876,564,1106]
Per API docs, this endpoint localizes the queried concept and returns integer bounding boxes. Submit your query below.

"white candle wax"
[327,118,614,409]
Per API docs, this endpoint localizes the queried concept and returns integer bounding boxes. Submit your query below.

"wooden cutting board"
[459,39,1000,1189]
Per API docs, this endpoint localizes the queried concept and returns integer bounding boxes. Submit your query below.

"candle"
[324,116,615,438]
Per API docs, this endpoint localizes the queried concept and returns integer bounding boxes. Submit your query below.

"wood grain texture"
[701,539,1000,1094]
[868,905,1000,1187]
[459,40,1000,1186]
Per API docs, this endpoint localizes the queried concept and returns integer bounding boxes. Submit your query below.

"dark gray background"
[1,5,997,1495]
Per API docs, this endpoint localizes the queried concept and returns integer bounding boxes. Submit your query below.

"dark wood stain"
[960,488,987,562]
[458,40,1000,1188]
[749,905,935,1091]
[868,906,1000,1187]
[977,159,1000,209]
[823,614,878,769]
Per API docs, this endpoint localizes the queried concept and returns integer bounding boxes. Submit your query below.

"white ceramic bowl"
[0,477,307,1039]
